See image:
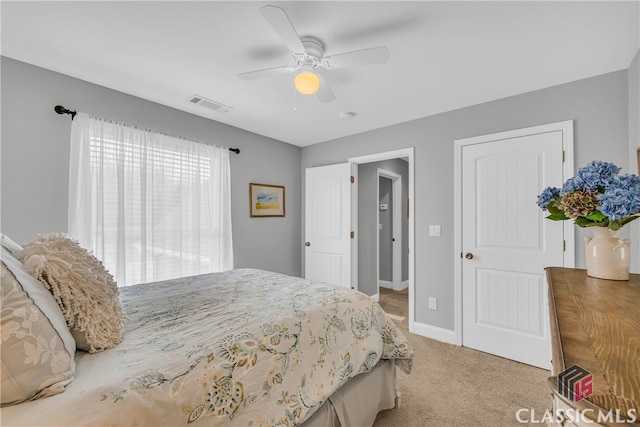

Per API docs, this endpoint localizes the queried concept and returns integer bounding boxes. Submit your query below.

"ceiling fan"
[238,5,390,104]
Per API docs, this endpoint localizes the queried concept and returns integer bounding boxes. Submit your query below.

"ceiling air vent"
[187,94,232,114]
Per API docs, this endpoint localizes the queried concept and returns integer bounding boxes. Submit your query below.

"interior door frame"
[453,121,575,346]
[349,147,415,333]
[377,168,402,294]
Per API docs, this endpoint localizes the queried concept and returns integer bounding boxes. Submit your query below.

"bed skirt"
[302,359,397,427]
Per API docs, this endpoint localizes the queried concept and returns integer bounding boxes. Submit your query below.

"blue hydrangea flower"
[578,160,621,179]
[538,160,640,228]
[597,188,640,221]
[606,173,640,192]
[536,186,560,210]
[560,176,584,196]
[576,161,621,190]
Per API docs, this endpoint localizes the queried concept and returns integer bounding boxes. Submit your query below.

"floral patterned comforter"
[1,268,413,426]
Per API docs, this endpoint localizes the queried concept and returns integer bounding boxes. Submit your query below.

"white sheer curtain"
[69,113,233,286]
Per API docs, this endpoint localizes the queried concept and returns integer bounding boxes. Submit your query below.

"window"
[69,114,233,286]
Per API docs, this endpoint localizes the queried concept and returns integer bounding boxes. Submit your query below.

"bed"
[1,234,413,426]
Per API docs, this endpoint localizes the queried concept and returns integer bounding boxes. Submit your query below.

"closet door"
[458,121,572,369]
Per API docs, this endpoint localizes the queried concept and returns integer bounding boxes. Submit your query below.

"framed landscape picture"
[249,183,285,217]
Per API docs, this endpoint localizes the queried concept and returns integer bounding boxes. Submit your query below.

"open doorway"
[378,169,403,291]
[377,169,407,324]
[357,164,409,322]
[349,148,414,331]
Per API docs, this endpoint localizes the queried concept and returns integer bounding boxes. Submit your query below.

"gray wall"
[357,159,409,296]
[3,55,634,332]
[629,50,640,273]
[302,69,630,331]
[0,57,302,277]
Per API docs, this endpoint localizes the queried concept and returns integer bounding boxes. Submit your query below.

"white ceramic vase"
[584,227,630,281]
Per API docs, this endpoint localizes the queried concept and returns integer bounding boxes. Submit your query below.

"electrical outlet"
[428,297,438,310]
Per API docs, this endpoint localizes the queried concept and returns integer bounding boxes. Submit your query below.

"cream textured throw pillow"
[20,233,126,353]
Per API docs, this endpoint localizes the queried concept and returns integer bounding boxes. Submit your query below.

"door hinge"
[563,240,566,251]
[350,231,355,239]
[350,175,355,184]
[562,150,565,162]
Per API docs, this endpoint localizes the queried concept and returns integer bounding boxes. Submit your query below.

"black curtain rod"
[54,105,240,154]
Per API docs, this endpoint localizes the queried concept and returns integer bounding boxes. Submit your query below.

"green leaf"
[546,212,568,221]
[575,217,596,227]
[585,211,606,222]
[547,201,564,215]
[608,220,622,231]
[619,215,640,227]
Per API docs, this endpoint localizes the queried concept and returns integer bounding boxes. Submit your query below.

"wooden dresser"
[546,267,640,426]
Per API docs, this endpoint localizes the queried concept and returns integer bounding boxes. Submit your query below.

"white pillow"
[20,233,126,353]
[1,233,23,257]
[1,248,76,406]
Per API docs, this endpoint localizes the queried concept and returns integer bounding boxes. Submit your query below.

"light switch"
[429,225,441,236]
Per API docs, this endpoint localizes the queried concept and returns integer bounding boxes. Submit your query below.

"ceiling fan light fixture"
[294,71,320,95]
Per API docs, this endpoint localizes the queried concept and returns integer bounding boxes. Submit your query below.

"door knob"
[465,252,474,260]
[305,242,311,247]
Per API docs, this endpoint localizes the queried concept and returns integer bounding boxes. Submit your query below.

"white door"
[305,163,352,287]
[460,123,570,369]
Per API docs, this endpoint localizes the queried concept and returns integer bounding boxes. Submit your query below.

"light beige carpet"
[374,289,551,427]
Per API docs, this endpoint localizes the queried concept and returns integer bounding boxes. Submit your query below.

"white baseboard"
[371,293,379,302]
[379,280,393,289]
[379,280,409,291]
[412,321,457,345]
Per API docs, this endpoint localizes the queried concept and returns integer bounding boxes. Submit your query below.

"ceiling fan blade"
[323,46,390,69]
[237,65,295,81]
[316,75,336,104]
[261,5,306,55]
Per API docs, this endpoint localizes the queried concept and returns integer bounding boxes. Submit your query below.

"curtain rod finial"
[55,105,77,120]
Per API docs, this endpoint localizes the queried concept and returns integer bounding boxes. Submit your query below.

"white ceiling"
[2,1,639,147]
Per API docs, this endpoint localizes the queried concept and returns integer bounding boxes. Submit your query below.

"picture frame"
[249,183,285,217]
